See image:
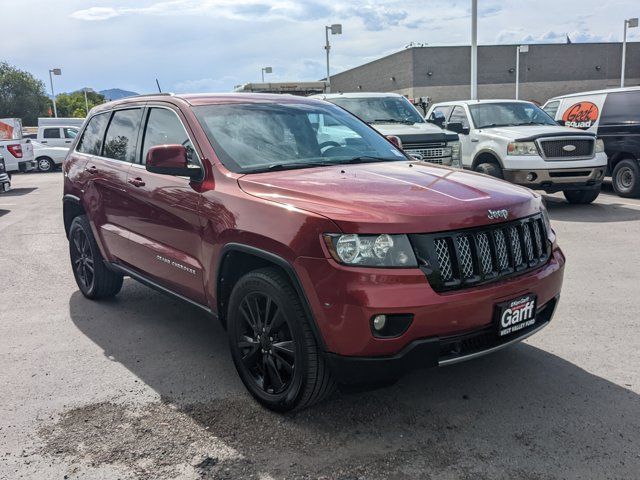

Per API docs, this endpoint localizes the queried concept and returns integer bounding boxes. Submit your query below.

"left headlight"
[450,141,461,168]
[595,138,605,153]
[507,141,538,156]
[323,233,418,267]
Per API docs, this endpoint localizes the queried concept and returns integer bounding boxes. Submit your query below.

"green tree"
[0,61,50,125]
[55,90,106,118]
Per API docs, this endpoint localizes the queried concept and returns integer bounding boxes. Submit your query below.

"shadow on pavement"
[545,194,640,223]
[66,282,640,478]
[2,187,38,197]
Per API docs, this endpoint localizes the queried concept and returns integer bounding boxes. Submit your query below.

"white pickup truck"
[0,118,36,174]
[36,117,83,148]
[426,100,608,204]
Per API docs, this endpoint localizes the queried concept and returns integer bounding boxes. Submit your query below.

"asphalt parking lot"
[1,172,639,480]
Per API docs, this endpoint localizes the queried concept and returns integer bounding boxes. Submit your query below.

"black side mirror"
[446,122,470,135]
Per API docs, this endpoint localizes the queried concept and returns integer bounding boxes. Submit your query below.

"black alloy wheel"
[70,225,95,292]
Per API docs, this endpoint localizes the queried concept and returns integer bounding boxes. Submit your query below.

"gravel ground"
[1,172,639,479]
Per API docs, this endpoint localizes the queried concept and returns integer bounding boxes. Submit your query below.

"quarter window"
[76,113,110,156]
[43,128,61,139]
[141,108,199,165]
[103,109,143,162]
[600,91,640,125]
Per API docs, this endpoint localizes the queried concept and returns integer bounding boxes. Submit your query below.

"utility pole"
[324,24,342,93]
[622,18,639,87]
[470,0,478,100]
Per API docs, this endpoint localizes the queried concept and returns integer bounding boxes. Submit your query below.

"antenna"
[155,79,162,93]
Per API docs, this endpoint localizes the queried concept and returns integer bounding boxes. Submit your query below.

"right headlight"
[323,233,418,268]
[450,141,461,168]
[507,141,538,156]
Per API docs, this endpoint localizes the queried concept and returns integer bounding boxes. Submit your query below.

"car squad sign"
[562,101,599,129]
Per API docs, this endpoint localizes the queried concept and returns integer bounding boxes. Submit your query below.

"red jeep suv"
[63,93,565,411]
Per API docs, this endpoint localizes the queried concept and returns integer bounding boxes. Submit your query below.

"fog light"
[526,172,537,182]
[372,315,387,331]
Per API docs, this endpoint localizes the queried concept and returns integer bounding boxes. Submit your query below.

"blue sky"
[3,0,639,95]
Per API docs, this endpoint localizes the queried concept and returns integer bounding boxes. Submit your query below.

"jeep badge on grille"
[487,209,509,220]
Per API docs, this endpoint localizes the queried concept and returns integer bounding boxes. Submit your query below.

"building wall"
[330,42,640,104]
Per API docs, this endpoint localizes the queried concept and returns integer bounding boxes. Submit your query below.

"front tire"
[227,268,335,412]
[612,159,640,198]
[37,157,54,172]
[69,215,123,299]
[563,188,600,204]
[474,162,504,179]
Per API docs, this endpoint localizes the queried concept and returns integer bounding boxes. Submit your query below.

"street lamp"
[515,45,529,99]
[48,68,62,118]
[261,66,272,83]
[82,87,94,115]
[621,17,638,87]
[470,0,477,100]
[324,23,342,93]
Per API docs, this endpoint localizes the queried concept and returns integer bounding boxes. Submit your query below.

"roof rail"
[132,92,175,98]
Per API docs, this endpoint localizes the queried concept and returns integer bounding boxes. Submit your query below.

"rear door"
[40,127,65,147]
[81,108,142,262]
[119,105,206,304]
[63,127,79,148]
[598,91,640,163]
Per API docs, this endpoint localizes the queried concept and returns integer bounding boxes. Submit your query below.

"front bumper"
[325,296,558,385]
[18,160,36,173]
[503,167,605,192]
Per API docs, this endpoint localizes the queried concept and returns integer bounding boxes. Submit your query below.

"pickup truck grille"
[538,138,594,160]
[403,142,451,165]
[409,214,550,292]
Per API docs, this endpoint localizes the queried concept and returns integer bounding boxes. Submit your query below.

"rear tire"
[37,157,54,172]
[69,215,123,299]
[474,161,504,179]
[227,267,335,412]
[612,159,640,198]
[563,188,600,204]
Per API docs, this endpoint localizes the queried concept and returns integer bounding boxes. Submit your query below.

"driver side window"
[448,106,470,129]
[142,108,199,166]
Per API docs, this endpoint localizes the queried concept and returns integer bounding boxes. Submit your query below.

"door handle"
[65,140,71,143]
[41,141,47,144]
[471,138,479,142]
[128,177,146,187]
[86,165,98,174]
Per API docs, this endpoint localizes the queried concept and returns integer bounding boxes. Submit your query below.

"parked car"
[426,100,608,204]
[312,92,461,167]
[542,87,640,197]
[63,93,565,412]
[32,141,69,172]
[0,118,36,174]
[36,125,79,148]
[0,155,10,192]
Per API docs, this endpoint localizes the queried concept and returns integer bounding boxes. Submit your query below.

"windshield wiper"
[478,123,515,128]
[247,161,335,173]
[371,119,415,125]
[337,156,399,164]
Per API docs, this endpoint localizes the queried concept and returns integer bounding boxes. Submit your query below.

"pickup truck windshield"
[469,102,557,129]
[328,96,424,125]
[193,102,408,173]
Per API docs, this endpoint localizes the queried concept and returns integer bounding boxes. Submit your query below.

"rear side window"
[43,128,61,139]
[543,101,560,119]
[141,108,198,165]
[600,91,640,125]
[103,109,143,162]
[76,113,110,155]
[64,128,78,139]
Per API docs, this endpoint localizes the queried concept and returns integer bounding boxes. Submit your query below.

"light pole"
[470,0,477,100]
[324,23,342,93]
[48,68,62,118]
[82,87,94,115]
[515,45,529,99]
[621,17,638,87]
[261,66,272,83]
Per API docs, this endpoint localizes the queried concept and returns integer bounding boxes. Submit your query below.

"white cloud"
[70,7,122,21]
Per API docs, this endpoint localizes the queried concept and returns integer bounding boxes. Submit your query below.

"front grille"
[538,138,594,159]
[404,142,451,165]
[409,214,550,292]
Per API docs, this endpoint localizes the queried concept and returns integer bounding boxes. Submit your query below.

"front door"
[120,105,206,305]
[447,105,474,168]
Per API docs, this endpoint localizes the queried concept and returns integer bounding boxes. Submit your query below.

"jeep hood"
[238,161,541,234]
[482,124,590,140]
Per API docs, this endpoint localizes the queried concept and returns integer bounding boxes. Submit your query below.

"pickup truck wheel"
[612,159,640,198]
[563,188,600,204]
[227,267,335,412]
[475,162,504,179]
[69,215,123,299]
[36,157,54,172]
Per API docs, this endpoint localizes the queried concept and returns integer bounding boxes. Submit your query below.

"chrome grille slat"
[410,214,551,293]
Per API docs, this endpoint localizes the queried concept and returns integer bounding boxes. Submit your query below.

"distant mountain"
[99,88,139,101]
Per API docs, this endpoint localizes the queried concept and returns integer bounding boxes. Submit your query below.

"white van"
[426,100,608,204]
[542,87,640,197]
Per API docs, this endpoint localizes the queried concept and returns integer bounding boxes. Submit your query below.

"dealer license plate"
[495,294,537,337]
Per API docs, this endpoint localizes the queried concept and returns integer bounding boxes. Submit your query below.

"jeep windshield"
[469,102,557,129]
[327,96,425,125]
[193,102,408,173]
